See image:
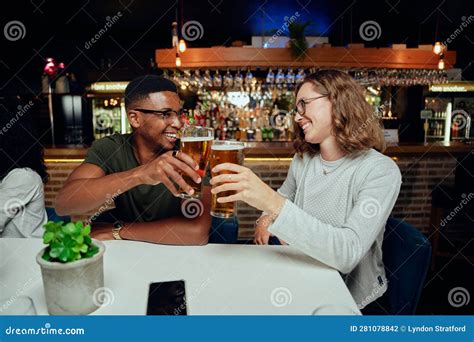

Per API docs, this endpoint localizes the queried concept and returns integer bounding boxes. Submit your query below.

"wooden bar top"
[44,141,473,161]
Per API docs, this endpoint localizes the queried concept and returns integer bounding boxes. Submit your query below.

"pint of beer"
[210,140,245,218]
[178,126,214,199]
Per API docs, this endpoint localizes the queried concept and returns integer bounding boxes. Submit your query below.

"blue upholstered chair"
[269,217,431,315]
[382,218,432,314]
[208,216,239,244]
[45,207,71,223]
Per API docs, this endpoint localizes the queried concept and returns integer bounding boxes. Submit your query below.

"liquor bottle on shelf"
[275,68,285,85]
[452,122,459,139]
[253,127,260,141]
[245,68,253,85]
[234,69,243,88]
[266,69,275,84]
[223,69,233,87]
[203,70,213,88]
[191,70,202,88]
[213,70,222,87]
[286,68,295,84]
[235,126,242,141]
[295,68,306,83]
[246,128,255,141]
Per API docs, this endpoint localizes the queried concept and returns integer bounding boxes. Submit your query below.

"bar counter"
[45,141,473,160]
[44,142,473,240]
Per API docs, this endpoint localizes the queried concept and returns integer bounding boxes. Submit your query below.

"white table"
[0,238,360,315]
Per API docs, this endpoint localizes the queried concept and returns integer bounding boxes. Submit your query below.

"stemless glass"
[178,126,214,199]
[210,140,245,218]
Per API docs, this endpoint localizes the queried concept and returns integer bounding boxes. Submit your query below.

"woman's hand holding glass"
[210,163,286,216]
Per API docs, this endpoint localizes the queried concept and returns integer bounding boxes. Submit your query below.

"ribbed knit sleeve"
[276,154,301,202]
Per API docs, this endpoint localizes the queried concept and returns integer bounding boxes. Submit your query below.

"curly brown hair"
[294,69,385,157]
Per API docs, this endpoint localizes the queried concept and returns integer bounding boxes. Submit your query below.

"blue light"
[246,1,330,37]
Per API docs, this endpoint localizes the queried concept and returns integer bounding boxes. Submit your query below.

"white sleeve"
[0,169,47,238]
[276,154,301,202]
[268,161,402,274]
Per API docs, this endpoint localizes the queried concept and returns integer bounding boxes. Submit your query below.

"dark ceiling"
[1,0,473,95]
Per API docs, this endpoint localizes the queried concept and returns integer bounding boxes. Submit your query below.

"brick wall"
[390,155,457,234]
[45,153,460,239]
[45,162,95,222]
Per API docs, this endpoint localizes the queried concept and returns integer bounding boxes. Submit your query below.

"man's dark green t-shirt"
[84,133,182,222]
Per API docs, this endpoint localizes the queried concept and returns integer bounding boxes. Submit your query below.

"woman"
[0,96,48,238]
[210,70,402,311]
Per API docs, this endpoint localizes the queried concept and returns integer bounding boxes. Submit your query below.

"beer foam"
[211,143,245,150]
[180,136,214,142]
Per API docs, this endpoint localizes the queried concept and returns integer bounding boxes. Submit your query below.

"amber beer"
[178,126,214,199]
[210,141,245,218]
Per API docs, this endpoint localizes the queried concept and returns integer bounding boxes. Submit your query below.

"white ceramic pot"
[36,239,105,315]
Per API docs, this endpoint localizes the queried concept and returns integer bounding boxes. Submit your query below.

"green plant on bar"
[42,221,99,263]
[288,20,312,59]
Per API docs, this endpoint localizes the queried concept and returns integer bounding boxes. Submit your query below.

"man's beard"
[153,136,180,155]
[142,130,170,156]
[153,142,171,155]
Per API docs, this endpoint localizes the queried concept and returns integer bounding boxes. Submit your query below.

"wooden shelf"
[156,47,456,70]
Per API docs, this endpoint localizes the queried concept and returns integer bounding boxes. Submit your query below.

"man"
[56,75,211,245]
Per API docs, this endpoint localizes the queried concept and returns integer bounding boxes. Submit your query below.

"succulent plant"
[42,221,99,263]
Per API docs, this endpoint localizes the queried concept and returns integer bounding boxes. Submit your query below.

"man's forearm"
[56,169,142,215]
[121,215,210,245]
[93,215,210,245]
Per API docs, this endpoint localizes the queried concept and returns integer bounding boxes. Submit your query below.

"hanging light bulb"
[175,53,182,67]
[179,39,187,53]
[438,54,445,70]
[433,42,443,55]
[172,22,178,48]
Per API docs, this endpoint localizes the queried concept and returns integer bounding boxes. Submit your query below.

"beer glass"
[178,126,214,199]
[210,140,245,218]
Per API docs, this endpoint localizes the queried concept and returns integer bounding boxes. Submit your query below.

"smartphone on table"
[146,280,187,315]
